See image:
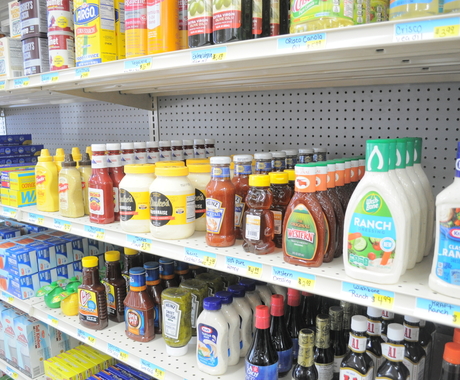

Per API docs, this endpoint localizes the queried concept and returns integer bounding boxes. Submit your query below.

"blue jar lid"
[239,279,256,291]
[228,285,246,297]
[175,261,189,271]
[203,297,222,311]
[129,267,146,288]
[215,291,233,305]
[159,258,174,276]
[144,261,159,281]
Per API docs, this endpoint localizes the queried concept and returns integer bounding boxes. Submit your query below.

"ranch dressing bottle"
[343,139,410,285]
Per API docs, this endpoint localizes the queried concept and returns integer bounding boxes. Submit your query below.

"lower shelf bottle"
[402,316,426,380]
[270,294,293,377]
[292,328,318,380]
[103,250,126,323]
[329,306,347,380]
[376,323,410,380]
[366,306,385,372]
[314,314,334,380]
[245,305,279,380]
[439,342,460,380]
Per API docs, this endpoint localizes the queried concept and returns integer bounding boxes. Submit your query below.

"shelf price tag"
[13,77,30,88]
[2,206,17,219]
[108,343,129,362]
[84,225,105,240]
[277,33,326,52]
[140,359,165,380]
[77,329,96,345]
[28,212,45,226]
[226,257,263,279]
[271,267,316,291]
[394,17,460,42]
[342,282,395,309]
[415,297,460,326]
[76,67,90,79]
[5,366,19,379]
[126,234,152,252]
[191,46,227,64]
[124,57,153,72]
[53,218,72,232]
[41,72,60,84]
[0,81,6,90]
[1,291,15,305]
[183,248,217,268]
[48,314,59,327]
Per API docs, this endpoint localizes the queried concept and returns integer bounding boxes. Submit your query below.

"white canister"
[149,166,195,239]
[187,163,211,232]
[119,164,155,233]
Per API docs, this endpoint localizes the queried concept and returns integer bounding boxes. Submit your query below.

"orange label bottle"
[125,0,148,57]
[147,0,179,54]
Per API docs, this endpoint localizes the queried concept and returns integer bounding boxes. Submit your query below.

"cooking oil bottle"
[389,0,439,20]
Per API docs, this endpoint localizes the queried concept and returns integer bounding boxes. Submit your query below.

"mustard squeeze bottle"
[54,148,65,172]
[36,149,59,212]
[72,147,82,168]
[59,154,85,218]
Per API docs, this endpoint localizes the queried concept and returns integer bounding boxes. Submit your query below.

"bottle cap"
[82,256,98,268]
[284,169,295,181]
[269,172,289,184]
[302,291,313,296]
[186,158,209,166]
[156,166,189,177]
[228,285,246,298]
[233,154,253,163]
[159,140,171,147]
[254,152,272,160]
[205,139,215,144]
[287,288,301,307]
[298,328,315,347]
[38,149,53,163]
[144,261,159,281]
[86,146,92,157]
[71,147,82,161]
[239,279,256,292]
[92,143,106,152]
[255,305,270,329]
[166,344,188,356]
[61,154,77,167]
[105,250,120,262]
[283,149,298,156]
[404,315,420,324]
[130,267,145,276]
[270,294,284,317]
[215,291,233,305]
[313,147,327,153]
[159,258,175,276]
[134,142,146,149]
[366,139,389,173]
[299,148,314,154]
[124,248,138,256]
[194,139,205,145]
[183,140,193,146]
[351,315,368,332]
[203,297,222,311]
[271,151,286,158]
[171,140,183,146]
[121,142,134,149]
[249,174,270,187]
[413,137,423,164]
[156,160,185,167]
[80,153,91,166]
[387,323,404,341]
[367,306,383,318]
[54,148,65,160]
[175,261,189,272]
[106,143,120,151]
[187,163,211,173]
[454,328,460,344]
[146,141,159,148]
[443,342,460,365]
[124,164,155,174]
[210,156,231,165]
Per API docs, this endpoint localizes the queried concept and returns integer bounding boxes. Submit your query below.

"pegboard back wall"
[4,101,152,153]
[159,82,460,195]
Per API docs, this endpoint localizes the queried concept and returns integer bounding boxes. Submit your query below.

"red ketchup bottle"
[107,143,125,221]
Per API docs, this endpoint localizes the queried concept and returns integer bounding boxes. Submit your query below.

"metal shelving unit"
[0,357,46,380]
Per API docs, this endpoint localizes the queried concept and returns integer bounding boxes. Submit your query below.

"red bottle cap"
[454,328,460,344]
[287,288,301,307]
[270,294,284,317]
[443,342,460,365]
[255,305,270,330]
[302,291,313,297]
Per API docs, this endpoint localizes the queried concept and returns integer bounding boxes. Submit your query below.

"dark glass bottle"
[376,323,410,380]
[329,306,347,380]
[144,261,163,335]
[123,248,142,292]
[382,310,395,342]
[245,305,279,379]
[292,328,318,380]
[103,250,127,323]
[252,0,270,38]
[313,314,334,379]
[269,172,292,249]
[302,292,316,329]
[419,320,432,380]
[212,0,252,44]
[270,294,293,377]
[439,342,460,380]
[174,261,192,285]
[340,315,374,379]
[188,0,213,48]
[366,306,385,372]
[189,264,207,278]
[286,288,307,362]
[278,0,289,35]
[159,258,179,289]
[341,301,352,342]
[402,316,426,380]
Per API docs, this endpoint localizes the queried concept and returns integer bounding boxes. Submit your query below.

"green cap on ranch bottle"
[386,139,397,171]
[395,139,407,170]
[413,137,423,164]
[403,137,415,167]
[365,139,389,173]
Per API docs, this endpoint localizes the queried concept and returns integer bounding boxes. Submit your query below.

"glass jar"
[159,140,172,161]
[271,151,286,172]
[298,148,314,164]
[254,152,273,174]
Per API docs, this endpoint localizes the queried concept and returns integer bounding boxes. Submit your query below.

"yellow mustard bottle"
[86,146,92,159]
[54,148,65,172]
[59,154,85,218]
[36,149,59,212]
[72,147,82,168]
[79,153,92,215]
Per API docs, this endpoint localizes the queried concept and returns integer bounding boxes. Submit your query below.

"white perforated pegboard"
[3,101,153,152]
[158,83,460,194]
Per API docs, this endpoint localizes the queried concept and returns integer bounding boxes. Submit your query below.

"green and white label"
[284,204,318,261]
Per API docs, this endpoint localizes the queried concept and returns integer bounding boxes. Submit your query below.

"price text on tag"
[342,282,395,309]
[54,218,72,232]
[277,33,327,52]
[2,291,14,304]
[2,206,17,219]
[84,225,105,240]
[77,329,96,345]
[394,17,460,42]
[140,359,165,380]
[434,24,459,38]
[124,57,153,72]
[13,77,30,88]
[5,366,18,379]
[226,257,263,278]
[41,73,60,84]
[191,46,227,64]
[416,297,460,326]
[48,314,59,327]
[0,81,6,90]
[271,267,316,291]
[76,67,90,79]
[126,234,152,252]
[28,212,44,226]
[108,343,129,362]
[184,248,217,268]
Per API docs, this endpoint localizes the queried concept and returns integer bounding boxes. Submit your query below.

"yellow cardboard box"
[9,170,35,191]
[9,188,36,207]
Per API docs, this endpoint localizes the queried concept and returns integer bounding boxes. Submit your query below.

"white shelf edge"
[0,356,45,380]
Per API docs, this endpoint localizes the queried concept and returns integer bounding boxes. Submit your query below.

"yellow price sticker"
[23,81,29,86]
[141,241,151,251]
[306,40,325,49]
[64,223,71,232]
[453,311,460,325]
[434,25,459,38]
[372,294,394,309]
[95,231,105,240]
[37,217,45,226]
[154,368,165,379]
[247,265,262,278]
[5,368,18,379]
[6,296,14,304]
[0,84,5,90]
[80,72,90,79]
[51,76,59,82]
[119,351,129,361]
[202,255,216,267]
[212,53,226,61]
[50,318,59,326]
[297,276,315,290]
[87,335,96,345]
[140,62,151,70]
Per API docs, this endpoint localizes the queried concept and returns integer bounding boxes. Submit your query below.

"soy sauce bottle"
[213,0,252,44]
[439,342,460,380]
[270,294,293,377]
[419,320,432,380]
[402,316,426,380]
[340,315,374,379]
[286,288,306,362]
[245,305,279,380]
[302,292,316,329]
[366,306,385,372]
[292,328,318,380]
[376,323,410,380]
[329,306,347,380]
[313,314,334,379]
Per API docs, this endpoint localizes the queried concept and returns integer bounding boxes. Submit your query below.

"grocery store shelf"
[0,357,45,380]
[0,14,459,108]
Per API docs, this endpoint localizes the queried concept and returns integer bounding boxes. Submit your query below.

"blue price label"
[271,267,316,291]
[53,218,72,232]
[84,225,105,240]
[0,81,6,90]
[184,248,217,268]
[226,256,263,278]
[124,57,153,72]
[191,46,227,63]
[107,343,129,361]
[76,67,90,79]
[140,359,165,379]
[27,212,44,225]
[77,329,96,345]
[126,234,152,252]
[2,206,17,219]
[416,297,460,326]
[13,77,30,88]
[277,33,326,52]
[394,17,460,42]
[41,72,59,84]
[342,282,395,309]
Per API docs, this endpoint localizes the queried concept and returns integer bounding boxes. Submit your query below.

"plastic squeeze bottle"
[36,148,59,212]
[79,153,92,215]
[215,291,241,366]
[54,148,65,172]
[59,154,85,218]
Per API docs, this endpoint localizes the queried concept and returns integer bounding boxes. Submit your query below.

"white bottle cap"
[134,142,146,149]
[351,315,368,332]
[159,140,171,147]
[271,151,286,158]
[146,141,159,148]
[92,144,106,151]
[299,148,314,154]
[233,154,253,162]
[367,306,383,318]
[387,323,404,341]
[419,320,426,327]
[106,143,120,150]
[205,139,215,144]
[171,140,183,146]
[313,147,327,153]
[404,315,420,324]
[166,344,189,356]
[183,140,193,146]
[210,156,231,165]
[254,152,273,160]
[282,149,298,156]
[121,142,134,149]
[194,139,205,145]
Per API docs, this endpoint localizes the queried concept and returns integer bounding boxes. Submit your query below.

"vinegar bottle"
[314,314,334,380]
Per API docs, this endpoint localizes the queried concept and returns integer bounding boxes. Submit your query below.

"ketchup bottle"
[107,143,125,221]
[88,144,114,224]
